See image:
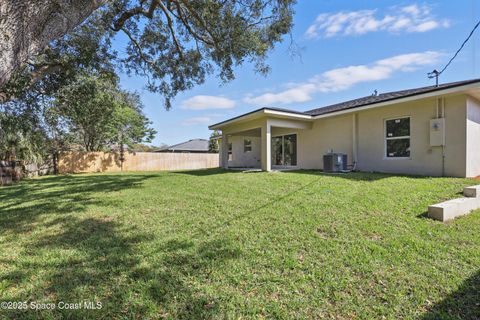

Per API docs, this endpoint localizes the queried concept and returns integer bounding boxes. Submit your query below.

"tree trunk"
[0,0,107,89]
[53,151,59,175]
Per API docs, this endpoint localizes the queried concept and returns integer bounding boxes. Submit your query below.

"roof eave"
[208,108,312,130]
[312,81,480,119]
[208,108,265,130]
[209,80,480,129]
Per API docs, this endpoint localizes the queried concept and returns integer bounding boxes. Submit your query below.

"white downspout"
[436,97,446,176]
[435,97,446,176]
[441,97,446,176]
[352,113,358,169]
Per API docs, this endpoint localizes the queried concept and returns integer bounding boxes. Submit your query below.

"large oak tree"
[0,0,107,89]
[1,0,296,107]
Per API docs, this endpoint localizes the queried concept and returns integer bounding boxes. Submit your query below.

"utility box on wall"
[430,118,445,146]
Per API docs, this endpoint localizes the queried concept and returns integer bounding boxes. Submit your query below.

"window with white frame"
[228,142,233,161]
[385,117,410,158]
[244,138,252,152]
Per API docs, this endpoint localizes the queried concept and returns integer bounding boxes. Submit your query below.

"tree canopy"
[0,72,155,162]
[0,0,107,91]
[208,130,220,153]
[54,73,156,151]
[0,0,296,166]
[1,0,296,108]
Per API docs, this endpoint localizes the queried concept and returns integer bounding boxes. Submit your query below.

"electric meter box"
[430,118,445,146]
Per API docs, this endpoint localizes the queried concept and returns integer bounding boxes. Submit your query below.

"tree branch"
[120,27,156,68]
[0,63,63,104]
[171,1,215,46]
[177,0,218,45]
[0,0,107,89]
[157,1,184,59]
[112,0,160,31]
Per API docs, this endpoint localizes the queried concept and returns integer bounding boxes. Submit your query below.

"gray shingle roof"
[209,79,480,129]
[158,139,209,152]
[305,79,480,116]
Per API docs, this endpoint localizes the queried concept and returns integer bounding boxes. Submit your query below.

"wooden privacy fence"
[58,151,219,173]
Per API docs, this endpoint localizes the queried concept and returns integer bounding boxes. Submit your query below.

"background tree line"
[0,71,155,169]
[0,0,295,172]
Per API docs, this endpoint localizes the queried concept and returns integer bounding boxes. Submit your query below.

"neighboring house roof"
[157,139,210,152]
[209,78,480,129]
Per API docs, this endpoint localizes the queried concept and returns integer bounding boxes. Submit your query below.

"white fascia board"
[263,109,312,120]
[210,82,480,129]
[209,108,311,130]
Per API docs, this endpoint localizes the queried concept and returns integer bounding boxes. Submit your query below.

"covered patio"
[209,109,312,171]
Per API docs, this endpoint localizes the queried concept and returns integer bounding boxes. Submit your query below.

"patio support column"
[261,120,271,171]
[221,132,228,169]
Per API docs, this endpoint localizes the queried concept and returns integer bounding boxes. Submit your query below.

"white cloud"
[180,95,235,110]
[181,117,212,126]
[243,51,443,105]
[305,4,450,39]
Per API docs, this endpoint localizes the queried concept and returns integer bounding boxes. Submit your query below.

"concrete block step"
[464,185,480,198]
[428,197,480,222]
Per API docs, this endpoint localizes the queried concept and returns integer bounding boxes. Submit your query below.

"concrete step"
[428,197,480,222]
[464,185,480,198]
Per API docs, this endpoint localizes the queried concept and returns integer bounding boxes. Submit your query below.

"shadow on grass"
[287,170,435,181]
[421,270,480,320]
[191,178,320,238]
[417,211,430,219]
[174,168,444,182]
[0,174,157,235]
[0,173,241,319]
[173,167,230,176]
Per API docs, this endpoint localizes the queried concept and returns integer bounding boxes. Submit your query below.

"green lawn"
[0,169,479,319]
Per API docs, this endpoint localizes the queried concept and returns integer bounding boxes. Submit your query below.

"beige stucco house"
[209,79,480,177]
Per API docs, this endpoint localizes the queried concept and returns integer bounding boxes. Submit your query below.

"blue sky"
[117,1,480,146]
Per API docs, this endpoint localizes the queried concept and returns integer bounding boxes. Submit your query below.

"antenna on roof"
[428,69,440,87]
[428,19,480,86]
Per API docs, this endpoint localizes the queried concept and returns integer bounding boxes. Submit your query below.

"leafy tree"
[0,0,295,170]
[0,0,107,90]
[209,130,221,153]
[1,0,296,108]
[0,77,73,169]
[54,73,156,151]
[1,12,116,104]
[0,110,47,163]
[130,143,164,152]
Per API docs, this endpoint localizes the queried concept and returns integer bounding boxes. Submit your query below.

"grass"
[0,169,479,319]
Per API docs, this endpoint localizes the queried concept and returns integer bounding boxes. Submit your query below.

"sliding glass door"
[271,134,297,166]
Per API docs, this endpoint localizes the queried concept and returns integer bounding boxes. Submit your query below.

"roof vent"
[372,90,378,96]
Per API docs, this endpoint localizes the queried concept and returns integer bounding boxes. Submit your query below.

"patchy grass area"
[0,169,479,319]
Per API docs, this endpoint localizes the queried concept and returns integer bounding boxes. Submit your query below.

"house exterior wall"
[227,136,261,168]
[217,93,473,177]
[297,114,354,170]
[221,117,312,170]
[355,95,466,176]
[466,96,480,177]
[294,94,467,176]
[443,95,468,177]
[222,118,266,135]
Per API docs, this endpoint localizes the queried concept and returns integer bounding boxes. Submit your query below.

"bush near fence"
[0,161,23,185]
[58,151,219,173]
